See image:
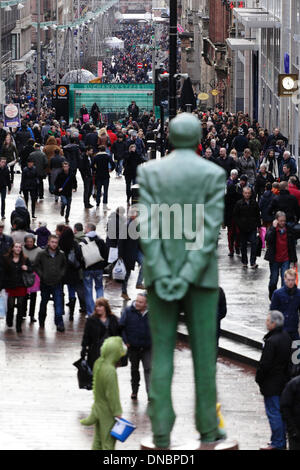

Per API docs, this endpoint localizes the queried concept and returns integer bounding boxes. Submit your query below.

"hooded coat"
[10,197,31,230]
[43,136,62,172]
[80,336,125,450]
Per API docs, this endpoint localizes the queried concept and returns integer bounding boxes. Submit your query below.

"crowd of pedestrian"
[102,23,168,84]
[2,65,300,450]
[184,108,300,451]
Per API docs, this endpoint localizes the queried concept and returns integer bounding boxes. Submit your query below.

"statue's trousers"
[147,285,219,448]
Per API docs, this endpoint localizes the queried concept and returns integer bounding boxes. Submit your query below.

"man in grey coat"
[30,143,48,200]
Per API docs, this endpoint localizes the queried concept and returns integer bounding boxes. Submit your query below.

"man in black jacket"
[119,293,151,400]
[118,208,144,300]
[127,101,139,120]
[15,121,32,153]
[265,128,288,150]
[233,186,261,268]
[54,161,77,223]
[29,143,48,200]
[256,310,292,450]
[83,126,98,153]
[35,235,67,331]
[94,145,115,211]
[0,158,11,219]
[20,158,38,219]
[268,181,300,224]
[81,146,94,209]
[112,134,127,177]
[265,211,297,300]
[281,375,300,450]
[224,169,242,256]
[216,147,236,178]
[63,137,81,178]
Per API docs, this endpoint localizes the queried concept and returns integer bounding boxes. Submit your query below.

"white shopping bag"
[0,290,8,319]
[108,247,118,264]
[112,259,127,281]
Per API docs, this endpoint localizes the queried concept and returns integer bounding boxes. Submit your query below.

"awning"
[226,38,259,51]
[233,8,281,28]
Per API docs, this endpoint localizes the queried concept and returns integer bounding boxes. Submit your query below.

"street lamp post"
[55,0,59,84]
[37,0,41,114]
[0,3,2,83]
[169,0,177,121]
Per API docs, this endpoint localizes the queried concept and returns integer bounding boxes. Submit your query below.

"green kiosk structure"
[68,83,156,122]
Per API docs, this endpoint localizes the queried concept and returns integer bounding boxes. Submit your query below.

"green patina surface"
[137,113,227,448]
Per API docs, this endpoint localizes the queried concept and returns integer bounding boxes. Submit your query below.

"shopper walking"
[80,297,120,370]
[3,242,33,333]
[35,235,67,332]
[256,311,292,451]
[119,293,151,400]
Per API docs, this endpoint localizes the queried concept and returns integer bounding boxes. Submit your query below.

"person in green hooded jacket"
[80,336,126,450]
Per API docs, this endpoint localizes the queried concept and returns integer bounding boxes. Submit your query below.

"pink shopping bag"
[27,273,40,294]
[259,226,267,249]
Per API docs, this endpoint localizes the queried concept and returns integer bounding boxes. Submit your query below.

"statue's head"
[169,113,201,150]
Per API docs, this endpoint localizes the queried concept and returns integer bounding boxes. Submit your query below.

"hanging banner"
[4,103,21,128]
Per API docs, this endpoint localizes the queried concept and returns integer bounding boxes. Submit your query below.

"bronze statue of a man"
[137,113,226,448]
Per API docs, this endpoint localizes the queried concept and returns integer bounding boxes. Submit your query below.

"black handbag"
[22,271,35,288]
[256,235,262,257]
[73,358,93,390]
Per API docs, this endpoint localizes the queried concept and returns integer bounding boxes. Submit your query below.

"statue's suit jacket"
[137,149,226,290]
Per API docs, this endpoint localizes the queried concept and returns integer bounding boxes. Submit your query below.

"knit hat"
[15,197,26,209]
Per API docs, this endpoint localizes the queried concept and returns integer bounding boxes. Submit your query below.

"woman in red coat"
[3,242,32,333]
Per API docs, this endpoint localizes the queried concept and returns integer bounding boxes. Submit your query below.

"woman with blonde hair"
[98,128,111,152]
[229,148,238,163]
[80,297,120,369]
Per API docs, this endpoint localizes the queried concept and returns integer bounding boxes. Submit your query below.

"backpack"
[80,237,104,268]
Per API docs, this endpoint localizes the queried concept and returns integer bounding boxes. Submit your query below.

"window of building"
[11,34,19,60]
[274,28,280,71]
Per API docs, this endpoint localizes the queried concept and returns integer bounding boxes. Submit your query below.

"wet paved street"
[0,171,271,450]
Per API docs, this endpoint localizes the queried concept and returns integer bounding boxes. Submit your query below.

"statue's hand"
[172,278,189,299]
[155,277,189,301]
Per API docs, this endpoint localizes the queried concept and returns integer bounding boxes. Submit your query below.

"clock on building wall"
[278,74,299,96]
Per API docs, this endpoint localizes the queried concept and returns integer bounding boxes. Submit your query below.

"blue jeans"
[39,283,64,326]
[67,283,85,306]
[269,261,290,300]
[240,229,257,266]
[264,396,286,449]
[61,195,72,218]
[96,178,109,205]
[83,270,104,316]
[115,159,123,176]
